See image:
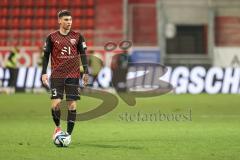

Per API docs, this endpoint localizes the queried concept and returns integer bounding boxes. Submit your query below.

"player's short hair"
[58,10,71,18]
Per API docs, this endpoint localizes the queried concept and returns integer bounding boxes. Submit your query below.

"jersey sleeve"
[77,34,89,74]
[44,35,52,53]
[41,35,52,75]
[77,34,87,51]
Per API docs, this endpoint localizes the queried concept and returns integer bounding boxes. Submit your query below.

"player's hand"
[41,74,49,87]
[82,74,89,87]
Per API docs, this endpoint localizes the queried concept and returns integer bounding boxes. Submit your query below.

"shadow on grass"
[74,143,144,150]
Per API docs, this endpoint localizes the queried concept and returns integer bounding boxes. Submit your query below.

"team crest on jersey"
[70,39,76,45]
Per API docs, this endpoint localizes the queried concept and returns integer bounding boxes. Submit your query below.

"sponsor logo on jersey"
[70,39,76,45]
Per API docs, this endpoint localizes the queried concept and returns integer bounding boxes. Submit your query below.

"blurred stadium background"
[1,0,240,93]
[0,0,240,160]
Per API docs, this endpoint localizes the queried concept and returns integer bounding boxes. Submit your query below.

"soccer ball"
[53,131,71,147]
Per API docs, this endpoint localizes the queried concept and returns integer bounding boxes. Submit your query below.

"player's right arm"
[41,35,52,87]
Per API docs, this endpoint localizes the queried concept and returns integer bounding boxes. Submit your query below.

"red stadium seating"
[0,40,7,46]
[73,1,82,7]
[36,8,45,17]
[0,8,8,17]
[87,0,94,7]
[0,31,7,39]
[10,18,20,29]
[12,8,21,17]
[11,30,20,39]
[10,0,21,7]
[11,39,20,46]
[23,8,34,17]
[0,1,95,46]
[47,0,57,7]
[0,19,7,29]
[85,33,94,39]
[22,39,32,46]
[61,0,69,7]
[22,0,34,7]
[35,1,46,7]
[74,19,82,28]
[34,19,45,29]
[23,30,32,39]
[48,18,58,29]
[72,10,82,18]
[34,30,44,39]
[87,9,94,17]
[1,0,8,7]
[33,39,43,47]
[87,19,94,29]
[22,18,32,29]
[87,41,93,47]
[49,8,58,17]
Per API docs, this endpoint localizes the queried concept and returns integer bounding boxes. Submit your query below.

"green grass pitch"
[0,93,239,160]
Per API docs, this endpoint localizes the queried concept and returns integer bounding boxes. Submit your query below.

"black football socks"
[51,108,61,127]
[67,110,76,135]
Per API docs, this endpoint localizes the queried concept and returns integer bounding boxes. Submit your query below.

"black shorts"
[50,78,80,101]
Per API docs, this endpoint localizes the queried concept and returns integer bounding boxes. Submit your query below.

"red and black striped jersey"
[42,30,88,78]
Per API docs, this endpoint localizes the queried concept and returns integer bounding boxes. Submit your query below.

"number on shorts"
[52,88,57,97]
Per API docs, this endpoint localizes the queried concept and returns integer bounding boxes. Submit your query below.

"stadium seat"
[0,40,7,46]
[73,1,82,7]
[48,18,57,29]
[85,33,94,39]
[0,19,7,29]
[22,18,32,29]
[35,1,46,7]
[11,30,20,39]
[22,39,32,46]
[60,0,69,7]
[33,39,43,47]
[0,8,8,17]
[87,19,94,29]
[23,30,32,39]
[23,8,34,17]
[34,30,44,39]
[36,8,45,17]
[74,19,82,28]
[72,10,82,18]
[49,8,57,17]
[0,31,7,39]
[12,8,21,17]
[47,0,57,7]
[1,0,8,7]
[34,19,45,29]
[11,18,20,29]
[87,0,94,7]
[11,39,20,46]
[22,0,34,7]
[87,41,93,46]
[10,0,21,7]
[87,9,94,17]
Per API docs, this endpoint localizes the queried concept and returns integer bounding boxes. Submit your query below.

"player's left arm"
[77,34,89,86]
[41,35,52,88]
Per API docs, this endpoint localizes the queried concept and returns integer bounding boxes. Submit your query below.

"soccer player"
[41,10,89,141]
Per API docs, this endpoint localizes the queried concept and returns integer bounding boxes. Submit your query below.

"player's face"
[59,16,72,30]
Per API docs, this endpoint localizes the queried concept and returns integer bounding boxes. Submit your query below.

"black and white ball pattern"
[53,131,71,147]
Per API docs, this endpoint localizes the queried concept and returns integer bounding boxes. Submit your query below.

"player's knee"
[67,101,76,110]
[51,99,61,109]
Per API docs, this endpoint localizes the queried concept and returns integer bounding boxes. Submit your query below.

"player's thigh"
[67,101,77,110]
[51,99,62,108]
[65,78,80,101]
[50,78,64,100]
